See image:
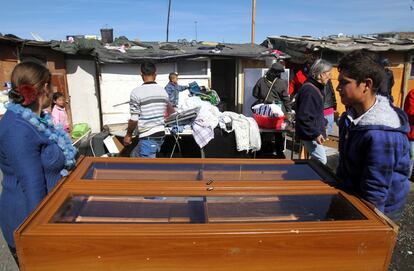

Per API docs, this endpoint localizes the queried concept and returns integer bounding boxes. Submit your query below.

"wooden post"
[402,54,412,106]
[251,0,256,46]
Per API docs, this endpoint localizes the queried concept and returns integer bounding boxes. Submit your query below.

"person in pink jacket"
[51,92,70,132]
[403,88,414,181]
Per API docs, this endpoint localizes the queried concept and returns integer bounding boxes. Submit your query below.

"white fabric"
[178,96,261,152]
[252,103,284,117]
[246,117,262,151]
[269,104,284,117]
[178,96,219,130]
[179,96,220,148]
[192,119,214,148]
[221,111,261,152]
[251,103,263,110]
[218,115,233,133]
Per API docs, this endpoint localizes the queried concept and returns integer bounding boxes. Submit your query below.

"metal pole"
[195,21,198,41]
[251,0,256,46]
[166,0,172,42]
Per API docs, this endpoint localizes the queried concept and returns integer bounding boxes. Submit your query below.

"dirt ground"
[389,188,414,271]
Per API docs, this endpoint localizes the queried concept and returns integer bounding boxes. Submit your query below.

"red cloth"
[323,107,334,116]
[403,89,414,140]
[288,69,307,96]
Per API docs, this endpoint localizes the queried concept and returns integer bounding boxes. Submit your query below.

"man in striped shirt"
[123,62,173,158]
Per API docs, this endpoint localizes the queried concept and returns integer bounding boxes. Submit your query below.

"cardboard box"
[103,135,124,154]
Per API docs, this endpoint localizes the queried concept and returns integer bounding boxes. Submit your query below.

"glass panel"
[51,194,366,224]
[206,194,366,223]
[82,162,322,181]
[51,196,206,224]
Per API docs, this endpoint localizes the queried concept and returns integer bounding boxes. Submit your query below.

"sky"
[1,0,413,43]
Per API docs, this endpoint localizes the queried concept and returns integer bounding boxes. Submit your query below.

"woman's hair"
[309,59,332,81]
[51,92,65,109]
[9,62,51,106]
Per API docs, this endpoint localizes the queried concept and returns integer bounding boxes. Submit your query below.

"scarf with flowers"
[5,102,77,176]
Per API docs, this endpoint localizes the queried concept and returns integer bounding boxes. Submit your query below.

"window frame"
[175,58,211,79]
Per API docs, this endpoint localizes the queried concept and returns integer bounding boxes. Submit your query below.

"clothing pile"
[172,96,261,151]
[188,81,221,106]
[219,112,261,152]
[251,103,292,130]
[251,103,284,117]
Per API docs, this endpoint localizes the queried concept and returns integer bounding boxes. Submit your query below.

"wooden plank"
[91,168,307,181]
[17,230,396,271]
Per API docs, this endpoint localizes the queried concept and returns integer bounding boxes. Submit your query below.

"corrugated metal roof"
[93,41,272,63]
[0,34,274,63]
[0,35,51,47]
[266,35,414,52]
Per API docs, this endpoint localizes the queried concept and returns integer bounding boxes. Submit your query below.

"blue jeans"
[409,141,414,179]
[386,205,405,223]
[324,113,334,136]
[302,140,327,165]
[131,136,164,158]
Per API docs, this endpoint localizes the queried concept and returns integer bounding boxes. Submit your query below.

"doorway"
[211,58,236,112]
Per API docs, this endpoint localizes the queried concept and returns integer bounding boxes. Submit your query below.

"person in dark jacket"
[323,79,337,135]
[252,62,291,158]
[252,62,291,112]
[295,59,332,164]
[336,50,410,221]
[378,58,394,102]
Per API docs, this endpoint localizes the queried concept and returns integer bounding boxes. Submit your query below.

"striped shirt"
[129,82,169,138]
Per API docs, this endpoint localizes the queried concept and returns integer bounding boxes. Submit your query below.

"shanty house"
[263,34,414,113]
[57,39,273,130]
[0,35,73,122]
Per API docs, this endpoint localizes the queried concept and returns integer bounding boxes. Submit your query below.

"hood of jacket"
[345,95,409,134]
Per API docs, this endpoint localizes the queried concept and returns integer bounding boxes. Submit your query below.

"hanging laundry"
[221,112,261,152]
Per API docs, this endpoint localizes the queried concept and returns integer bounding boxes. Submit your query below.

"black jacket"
[323,80,337,110]
[252,77,291,112]
[378,68,394,100]
[295,77,327,140]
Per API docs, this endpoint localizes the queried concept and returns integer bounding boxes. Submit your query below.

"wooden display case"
[15,157,398,271]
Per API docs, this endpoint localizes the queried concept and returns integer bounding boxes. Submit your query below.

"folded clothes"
[252,103,284,117]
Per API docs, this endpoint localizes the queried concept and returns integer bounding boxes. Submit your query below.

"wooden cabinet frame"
[15,157,398,271]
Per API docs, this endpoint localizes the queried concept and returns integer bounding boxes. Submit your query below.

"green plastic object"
[196,89,221,105]
[71,123,90,139]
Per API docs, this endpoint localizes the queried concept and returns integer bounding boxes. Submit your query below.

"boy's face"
[336,72,367,106]
[170,75,178,84]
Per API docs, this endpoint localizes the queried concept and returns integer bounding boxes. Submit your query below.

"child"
[165,72,188,107]
[51,92,70,132]
[336,50,410,221]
